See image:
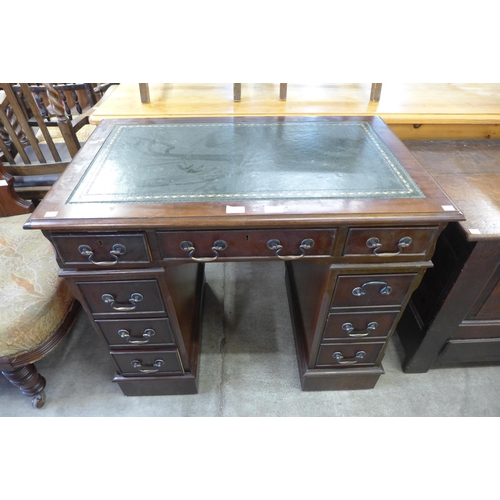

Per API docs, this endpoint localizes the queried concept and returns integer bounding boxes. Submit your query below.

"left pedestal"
[61,264,205,396]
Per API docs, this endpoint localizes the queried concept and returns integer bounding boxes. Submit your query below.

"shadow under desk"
[399,139,500,372]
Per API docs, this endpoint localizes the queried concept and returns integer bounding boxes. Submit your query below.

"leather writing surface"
[68,122,424,204]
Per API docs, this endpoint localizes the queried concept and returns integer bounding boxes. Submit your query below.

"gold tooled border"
[69,122,424,203]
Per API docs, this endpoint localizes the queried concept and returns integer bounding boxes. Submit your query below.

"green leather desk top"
[68,121,424,204]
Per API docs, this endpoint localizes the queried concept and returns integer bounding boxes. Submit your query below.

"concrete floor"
[2,261,500,417]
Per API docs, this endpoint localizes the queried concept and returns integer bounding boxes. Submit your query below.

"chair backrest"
[0,82,83,201]
[10,83,98,123]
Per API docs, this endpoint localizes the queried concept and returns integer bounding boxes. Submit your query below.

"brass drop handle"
[101,293,143,311]
[366,236,412,256]
[352,281,392,297]
[267,238,315,260]
[130,359,165,373]
[180,240,227,262]
[332,351,366,364]
[342,322,378,337]
[118,328,156,344]
[78,243,126,265]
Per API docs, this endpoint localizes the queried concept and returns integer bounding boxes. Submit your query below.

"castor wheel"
[32,390,46,409]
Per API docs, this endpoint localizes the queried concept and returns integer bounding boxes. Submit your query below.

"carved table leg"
[2,364,47,409]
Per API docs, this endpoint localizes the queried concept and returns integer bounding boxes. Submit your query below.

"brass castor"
[32,390,46,409]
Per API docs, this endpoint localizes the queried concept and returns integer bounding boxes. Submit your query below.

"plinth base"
[114,373,198,396]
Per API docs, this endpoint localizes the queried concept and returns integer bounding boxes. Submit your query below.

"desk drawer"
[157,229,336,260]
[76,279,166,316]
[52,233,151,267]
[343,227,439,260]
[323,311,399,340]
[111,349,184,376]
[96,318,174,347]
[331,273,417,309]
[316,342,384,368]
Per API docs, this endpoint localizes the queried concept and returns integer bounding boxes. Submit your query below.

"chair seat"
[35,123,97,143]
[16,141,73,164]
[0,214,73,359]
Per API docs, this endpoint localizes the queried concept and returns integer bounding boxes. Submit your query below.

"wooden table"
[90,83,500,140]
[25,116,462,396]
[398,139,500,372]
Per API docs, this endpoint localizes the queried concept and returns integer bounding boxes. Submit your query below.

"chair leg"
[2,364,47,409]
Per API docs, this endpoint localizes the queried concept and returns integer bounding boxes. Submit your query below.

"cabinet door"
[467,270,500,321]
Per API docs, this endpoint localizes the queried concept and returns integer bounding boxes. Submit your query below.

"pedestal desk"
[25,116,463,395]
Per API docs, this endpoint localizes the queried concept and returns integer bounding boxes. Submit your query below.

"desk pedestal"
[285,260,428,391]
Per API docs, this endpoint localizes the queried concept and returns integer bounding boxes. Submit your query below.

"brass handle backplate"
[267,238,315,260]
[366,236,412,257]
[342,322,378,337]
[118,328,156,344]
[78,243,126,265]
[352,281,392,297]
[180,240,227,262]
[101,292,143,311]
[130,359,165,373]
[332,351,366,364]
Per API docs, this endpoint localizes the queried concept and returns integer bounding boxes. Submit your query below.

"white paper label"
[442,205,455,211]
[226,206,245,214]
[44,211,58,217]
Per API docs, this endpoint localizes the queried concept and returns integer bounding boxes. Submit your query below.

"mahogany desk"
[25,116,462,396]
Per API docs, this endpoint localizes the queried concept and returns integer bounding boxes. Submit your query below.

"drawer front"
[96,318,174,347]
[111,349,184,376]
[323,311,399,340]
[76,279,166,316]
[343,227,439,260]
[331,273,417,309]
[316,342,384,368]
[52,233,151,267]
[157,228,336,260]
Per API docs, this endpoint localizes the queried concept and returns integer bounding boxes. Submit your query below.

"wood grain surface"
[90,83,500,140]
[405,139,500,240]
